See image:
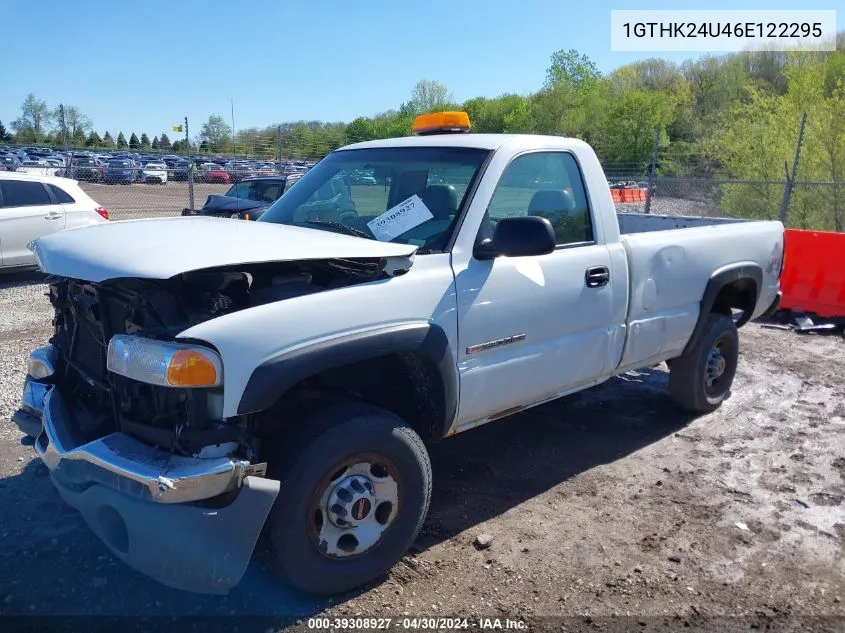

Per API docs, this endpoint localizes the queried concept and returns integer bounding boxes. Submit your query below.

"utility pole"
[779,112,807,225]
[231,99,236,159]
[185,116,194,211]
[58,104,73,172]
[276,124,282,171]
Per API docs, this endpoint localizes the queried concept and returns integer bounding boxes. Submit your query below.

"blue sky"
[1,0,841,138]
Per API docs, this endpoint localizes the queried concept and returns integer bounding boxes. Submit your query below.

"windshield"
[226,180,285,202]
[108,160,130,168]
[258,146,489,252]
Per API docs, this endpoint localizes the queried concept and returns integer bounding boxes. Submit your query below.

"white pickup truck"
[13,112,784,596]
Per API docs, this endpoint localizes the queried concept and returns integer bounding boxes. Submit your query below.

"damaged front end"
[43,256,401,462]
[14,254,407,594]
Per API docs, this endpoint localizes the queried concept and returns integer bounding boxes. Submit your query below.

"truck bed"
[613,213,783,374]
[617,212,750,234]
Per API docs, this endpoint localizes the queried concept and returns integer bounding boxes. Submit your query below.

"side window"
[487,152,593,245]
[0,180,52,208]
[226,182,251,199]
[48,184,75,203]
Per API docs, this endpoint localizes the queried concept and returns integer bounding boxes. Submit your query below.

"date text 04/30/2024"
[306,617,528,629]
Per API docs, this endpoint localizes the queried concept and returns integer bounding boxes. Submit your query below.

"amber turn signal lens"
[167,349,220,387]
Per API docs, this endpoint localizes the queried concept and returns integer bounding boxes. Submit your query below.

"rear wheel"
[267,402,431,594]
[669,313,739,413]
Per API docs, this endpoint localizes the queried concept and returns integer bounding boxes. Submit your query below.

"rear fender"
[682,263,762,355]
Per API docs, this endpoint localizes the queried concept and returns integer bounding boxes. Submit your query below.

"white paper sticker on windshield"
[367,195,433,241]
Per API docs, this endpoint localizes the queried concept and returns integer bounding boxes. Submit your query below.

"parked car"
[14,113,783,598]
[225,162,257,182]
[254,163,276,177]
[170,160,191,181]
[198,162,231,184]
[68,157,104,182]
[141,162,168,184]
[350,169,377,185]
[0,171,108,271]
[181,176,295,220]
[103,159,135,184]
[17,160,60,177]
[0,154,21,171]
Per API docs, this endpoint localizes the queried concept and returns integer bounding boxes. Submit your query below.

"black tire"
[669,313,739,413]
[267,402,431,594]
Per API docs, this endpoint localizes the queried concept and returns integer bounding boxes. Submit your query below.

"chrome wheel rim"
[308,455,400,558]
[704,336,732,396]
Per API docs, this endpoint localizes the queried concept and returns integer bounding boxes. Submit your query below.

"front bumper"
[50,467,278,594]
[10,348,280,594]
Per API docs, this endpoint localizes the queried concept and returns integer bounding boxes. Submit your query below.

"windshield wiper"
[304,219,374,240]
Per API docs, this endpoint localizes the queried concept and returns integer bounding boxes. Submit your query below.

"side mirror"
[474,216,556,260]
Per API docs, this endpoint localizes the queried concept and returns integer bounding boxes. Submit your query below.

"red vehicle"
[198,162,231,184]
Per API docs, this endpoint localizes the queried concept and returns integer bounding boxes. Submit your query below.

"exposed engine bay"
[47,257,394,459]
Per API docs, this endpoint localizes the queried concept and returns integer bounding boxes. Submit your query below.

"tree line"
[0,96,181,153]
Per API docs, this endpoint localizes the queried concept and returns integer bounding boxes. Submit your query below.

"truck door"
[452,150,624,427]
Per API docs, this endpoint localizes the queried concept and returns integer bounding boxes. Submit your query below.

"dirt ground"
[0,273,843,633]
[78,181,230,220]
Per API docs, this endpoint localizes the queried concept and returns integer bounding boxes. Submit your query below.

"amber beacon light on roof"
[411,111,472,136]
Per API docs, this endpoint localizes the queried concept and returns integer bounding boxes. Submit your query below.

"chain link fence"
[4,113,842,230]
[70,160,825,225]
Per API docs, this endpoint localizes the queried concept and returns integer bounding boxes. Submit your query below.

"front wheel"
[267,403,431,594]
[669,313,739,413]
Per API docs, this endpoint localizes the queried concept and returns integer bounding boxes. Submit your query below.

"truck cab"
[13,112,783,597]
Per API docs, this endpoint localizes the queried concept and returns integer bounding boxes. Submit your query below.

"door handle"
[44,211,62,220]
[585,266,610,288]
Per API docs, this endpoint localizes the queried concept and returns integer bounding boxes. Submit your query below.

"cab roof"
[339,133,587,152]
[0,170,77,185]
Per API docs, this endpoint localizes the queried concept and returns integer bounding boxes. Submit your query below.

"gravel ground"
[0,272,843,632]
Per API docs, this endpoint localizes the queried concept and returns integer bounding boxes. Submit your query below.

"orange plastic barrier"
[610,188,647,203]
[779,228,845,318]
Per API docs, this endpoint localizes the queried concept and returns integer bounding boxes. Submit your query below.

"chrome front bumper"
[10,345,280,594]
[11,346,252,505]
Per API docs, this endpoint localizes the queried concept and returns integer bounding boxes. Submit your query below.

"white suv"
[0,172,109,271]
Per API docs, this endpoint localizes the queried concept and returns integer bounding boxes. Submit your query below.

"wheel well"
[682,265,762,357]
[256,352,447,445]
[712,277,758,326]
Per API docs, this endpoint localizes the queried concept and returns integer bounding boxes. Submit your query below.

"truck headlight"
[107,335,223,388]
